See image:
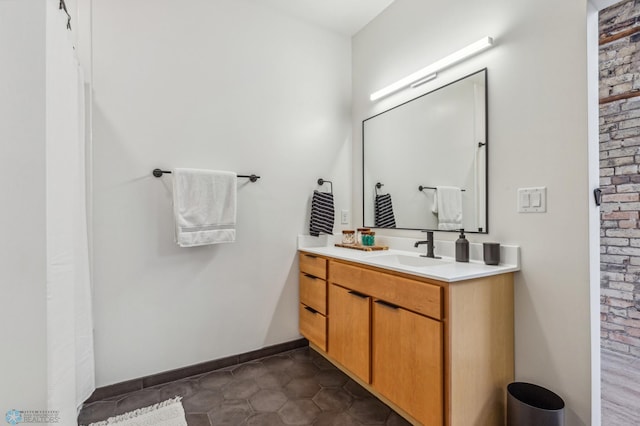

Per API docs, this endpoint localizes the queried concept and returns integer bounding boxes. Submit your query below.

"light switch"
[518,187,547,213]
[519,190,530,208]
[341,209,349,224]
[531,192,541,207]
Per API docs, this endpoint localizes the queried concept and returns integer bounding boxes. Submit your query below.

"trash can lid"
[508,382,565,411]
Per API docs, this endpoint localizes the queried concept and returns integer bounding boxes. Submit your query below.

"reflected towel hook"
[317,178,333,194]
[375,182,384,195]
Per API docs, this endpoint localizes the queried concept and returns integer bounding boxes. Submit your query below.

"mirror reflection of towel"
[310,190,334,236]
[375,194,396,228]
[435,186,462,231]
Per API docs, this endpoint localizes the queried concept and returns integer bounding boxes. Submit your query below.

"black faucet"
[414,231,439,258]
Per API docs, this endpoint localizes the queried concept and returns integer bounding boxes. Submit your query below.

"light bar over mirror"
[370,36,493,101]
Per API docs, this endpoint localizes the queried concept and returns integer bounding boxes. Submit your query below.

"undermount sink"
[368,254,450,268]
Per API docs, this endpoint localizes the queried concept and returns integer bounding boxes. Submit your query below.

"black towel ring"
[317,178,333,194]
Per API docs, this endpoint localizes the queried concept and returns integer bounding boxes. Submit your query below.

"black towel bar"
[152,169,260,182]
[419,185,466,192]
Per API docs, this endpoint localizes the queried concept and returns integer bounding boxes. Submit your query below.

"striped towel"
[374,193,396,228]
[310,190,335,236]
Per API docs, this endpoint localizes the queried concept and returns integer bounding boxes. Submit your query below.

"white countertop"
[298,235,520,283]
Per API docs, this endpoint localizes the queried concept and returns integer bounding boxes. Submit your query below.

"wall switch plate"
[341,209,349,224]
[517,187,547,213]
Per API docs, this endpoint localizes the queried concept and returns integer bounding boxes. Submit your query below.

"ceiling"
[250,0,395,36]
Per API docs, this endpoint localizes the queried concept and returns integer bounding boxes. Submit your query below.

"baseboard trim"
[85,338,308,403]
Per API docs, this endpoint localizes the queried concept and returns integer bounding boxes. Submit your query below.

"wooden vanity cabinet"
[298,253,327,351]
[298,251,514,426]
[330,259,444,426]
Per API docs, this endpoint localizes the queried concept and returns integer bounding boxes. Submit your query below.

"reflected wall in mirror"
[363,69,488,233]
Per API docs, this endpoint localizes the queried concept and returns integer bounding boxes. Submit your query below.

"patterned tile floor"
[78,347,411,426]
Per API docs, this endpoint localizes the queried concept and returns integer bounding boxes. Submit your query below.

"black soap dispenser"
[455,229,469,262]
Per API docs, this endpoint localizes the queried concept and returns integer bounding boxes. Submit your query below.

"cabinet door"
[328,284,371,383]
[373,300,443,426]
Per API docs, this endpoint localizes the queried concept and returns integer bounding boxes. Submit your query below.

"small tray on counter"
[334,243,389,252]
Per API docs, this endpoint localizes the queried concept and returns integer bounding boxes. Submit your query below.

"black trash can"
[507,382,565,426]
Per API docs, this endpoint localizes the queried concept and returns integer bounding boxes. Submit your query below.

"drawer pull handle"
[304,254,318,259]
[375,300,399,310]
[304,306,319,314]
[303,273,318,280]
[348,290,369,299]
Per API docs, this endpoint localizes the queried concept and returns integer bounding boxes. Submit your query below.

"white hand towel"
[432,191,438,214]
[172,168,237,247]
[435,186,462,231]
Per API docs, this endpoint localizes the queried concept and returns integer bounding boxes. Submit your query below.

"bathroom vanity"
[298,245,517,426]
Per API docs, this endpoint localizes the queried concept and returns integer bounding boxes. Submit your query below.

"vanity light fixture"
[370,36,494,101]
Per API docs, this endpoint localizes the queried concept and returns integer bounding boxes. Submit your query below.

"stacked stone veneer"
[600,0,640,356]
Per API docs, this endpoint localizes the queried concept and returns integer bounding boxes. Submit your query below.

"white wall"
[354,0,592,425]
[91,0,351,386]
[0,0,48,411]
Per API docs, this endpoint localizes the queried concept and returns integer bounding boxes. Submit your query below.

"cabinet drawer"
[299,303,326,351]
[299,252,327,279]
[330,261,442,320]
[300,272,327,314]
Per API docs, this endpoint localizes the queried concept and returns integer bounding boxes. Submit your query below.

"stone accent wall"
[599,0,640,356]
